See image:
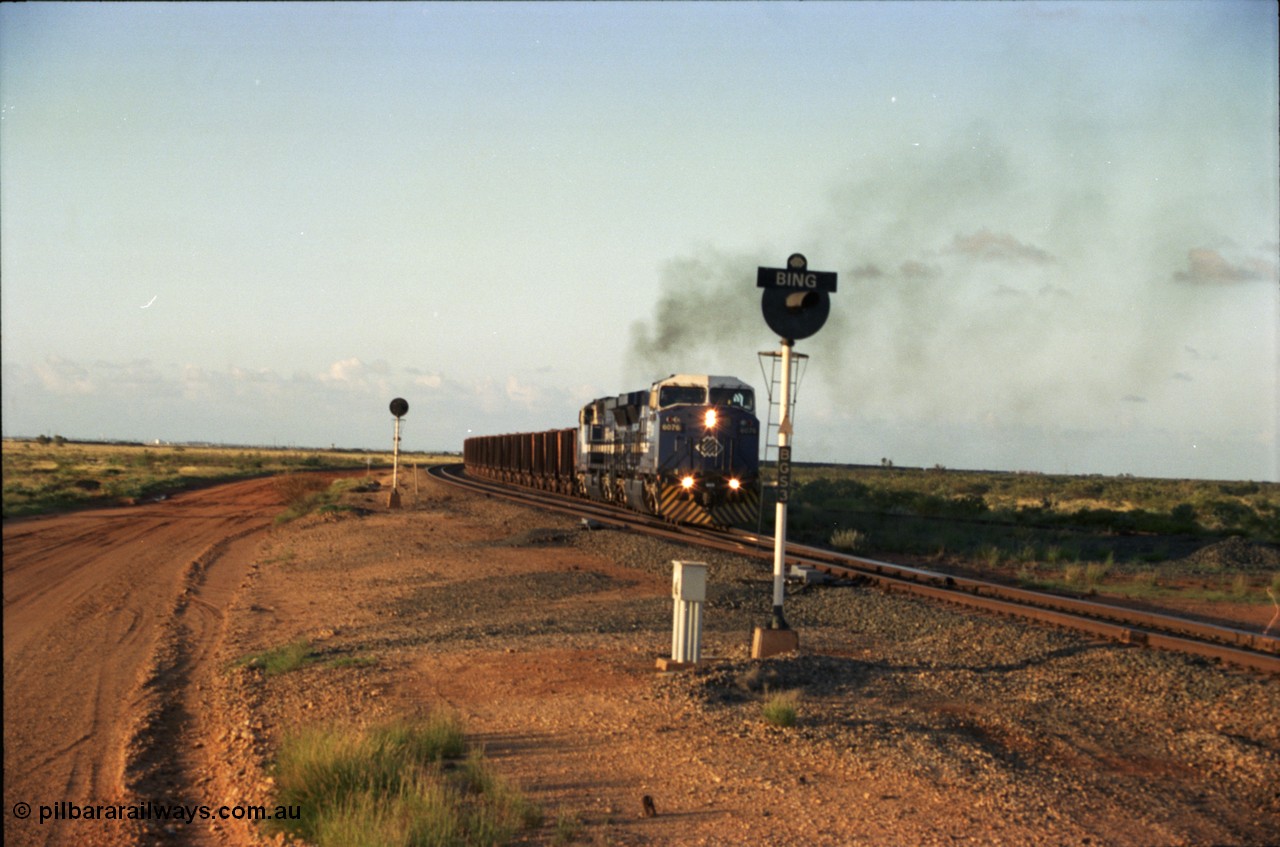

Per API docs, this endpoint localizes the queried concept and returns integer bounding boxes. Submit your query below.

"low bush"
[762,690,800,728]
[275,473,332,507]
[829,527,867,552]
[268,715,540,847]
[237,639,315,677]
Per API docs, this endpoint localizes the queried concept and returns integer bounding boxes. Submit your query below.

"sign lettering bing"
[776,445,792,503]
[757,267,837,293]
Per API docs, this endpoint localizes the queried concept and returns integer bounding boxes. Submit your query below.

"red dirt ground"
[4,477,289,847]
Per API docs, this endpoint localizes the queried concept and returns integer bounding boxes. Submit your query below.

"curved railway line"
[428,463,1280,675]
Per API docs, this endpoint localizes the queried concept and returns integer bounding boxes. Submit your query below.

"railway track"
[428,464,1280,675]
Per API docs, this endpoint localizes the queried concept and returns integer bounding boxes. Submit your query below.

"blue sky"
[2,1,1276,480]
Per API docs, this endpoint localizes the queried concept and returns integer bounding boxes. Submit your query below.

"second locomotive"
[464,373,762,527]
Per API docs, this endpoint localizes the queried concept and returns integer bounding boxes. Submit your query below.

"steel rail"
[427,464,1280,675]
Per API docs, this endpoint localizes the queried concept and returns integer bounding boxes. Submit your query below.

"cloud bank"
[1,356,586,451]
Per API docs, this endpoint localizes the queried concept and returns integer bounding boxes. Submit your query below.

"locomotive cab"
[634,374,761,525]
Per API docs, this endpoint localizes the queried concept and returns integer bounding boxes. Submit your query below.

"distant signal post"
[388,397,409,509]
[754,254,836,659]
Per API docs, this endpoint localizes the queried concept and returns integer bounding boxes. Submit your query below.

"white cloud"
[326,358,365,382]
[3,356,496,447]
[1174,246,1279,284]
[32,356,95,395]
[504,375,540,409]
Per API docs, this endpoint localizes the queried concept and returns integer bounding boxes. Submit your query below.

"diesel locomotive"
[463,374,762,527]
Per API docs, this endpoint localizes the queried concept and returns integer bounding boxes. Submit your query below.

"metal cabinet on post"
[670,560,707,665]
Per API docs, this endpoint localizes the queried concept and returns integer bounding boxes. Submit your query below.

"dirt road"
[3,477,285,847]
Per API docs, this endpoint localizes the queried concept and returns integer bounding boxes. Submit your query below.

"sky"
[2,1,1277,481]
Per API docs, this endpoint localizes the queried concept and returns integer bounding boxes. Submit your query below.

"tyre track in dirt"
[3,477,286,847]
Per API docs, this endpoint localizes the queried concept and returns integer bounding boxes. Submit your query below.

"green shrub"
[1134,570,1159,589]
[829,527,867,552]
[762,690,800,728]
[268,715,537,846]
[274,475,355,524]
[238,639,315,677]
[1085,558,1112,587]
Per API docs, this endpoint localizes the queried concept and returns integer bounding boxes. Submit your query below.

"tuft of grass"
[1015,563,1038,587]
[268,715,539,847]
[1085,559,1112,588]
[237,639,316,677]
[274,474,341,523]
[1063,563,1085,586]
[829,527,867,552]
[1062,557,1112,591]
[1228,573,1246,600]
[761,690,800,728]
[326,655,379,670]
[1134,569,1159,590]
[553,812,583,845]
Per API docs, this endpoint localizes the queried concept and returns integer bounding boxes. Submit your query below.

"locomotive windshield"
[709,387,754,412]
[657,385,755,411]
[658,386,706,407]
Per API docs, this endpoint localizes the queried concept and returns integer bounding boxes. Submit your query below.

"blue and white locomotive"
[577,374,761,526]
[463,374,762,527]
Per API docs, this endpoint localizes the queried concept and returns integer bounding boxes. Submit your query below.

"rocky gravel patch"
[1178,536,1280,573]
[215,478,1279,846]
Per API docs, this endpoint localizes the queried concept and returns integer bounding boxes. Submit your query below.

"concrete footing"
[654,658,699,672]
[751,627,799,659]
[387,489,402,509]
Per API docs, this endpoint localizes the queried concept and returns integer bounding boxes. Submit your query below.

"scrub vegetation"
[761,690,801,728]
[773,463,1280,608]
[267,715,542,847]
[1,438,448,518]
[236,639,318,677]
[273,475,374,524]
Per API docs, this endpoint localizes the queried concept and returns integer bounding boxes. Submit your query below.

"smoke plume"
[626,123,1277,474]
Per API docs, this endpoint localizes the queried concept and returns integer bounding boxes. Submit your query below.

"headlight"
[681,475,696,490]
[704,409,717,429]
[728,478,741,490]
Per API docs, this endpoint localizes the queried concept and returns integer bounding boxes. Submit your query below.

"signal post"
[388,397,408,509]
[752,254,836,659]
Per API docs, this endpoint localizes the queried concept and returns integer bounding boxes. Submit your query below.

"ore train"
[463,374,761,527]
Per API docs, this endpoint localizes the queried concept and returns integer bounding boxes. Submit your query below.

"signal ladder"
[756,349,808,532]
